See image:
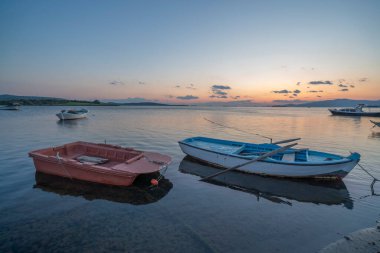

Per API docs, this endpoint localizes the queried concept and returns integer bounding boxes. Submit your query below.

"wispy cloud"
[186,84,196,90]
[338,84,348,87]
[212,85,231,90]
[109,80,124,85]
[359,78,368,82]
[272,89,292,94]
[138,81,146,85]
[175,85,181,88]
[307,90,323,93]
[339,88,349,92]
[176,95,199,100]
[293,89,301,94]
[308,80,333,85]
[350,85,355,88]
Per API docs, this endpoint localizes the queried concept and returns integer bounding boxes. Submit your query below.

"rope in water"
[203,117,273,143]
[358,163,379,181]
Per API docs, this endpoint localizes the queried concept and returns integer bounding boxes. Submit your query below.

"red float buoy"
[150,179,159,186]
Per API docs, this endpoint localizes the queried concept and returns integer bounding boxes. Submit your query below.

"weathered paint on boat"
[178,137,360,179]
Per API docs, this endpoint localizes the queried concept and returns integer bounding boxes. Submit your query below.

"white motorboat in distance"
[178,137,360,179]
[329,104,380,117]
[56,108,89,120]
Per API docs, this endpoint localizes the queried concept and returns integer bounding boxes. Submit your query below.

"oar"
[200,142,298,181]
[272,138,301,145]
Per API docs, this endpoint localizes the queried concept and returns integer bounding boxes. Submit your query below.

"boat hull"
[56,112,88,120]
[31,155,137,186]
[179,142,358,179]
[329,109,380,117]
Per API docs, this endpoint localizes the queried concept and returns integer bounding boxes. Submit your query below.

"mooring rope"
[203,117,273,143]
[358,163,379,181]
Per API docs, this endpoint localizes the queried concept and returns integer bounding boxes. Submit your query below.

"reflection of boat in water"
[370,120,380,128]
[179,157,353,209]
[34,172,172,205]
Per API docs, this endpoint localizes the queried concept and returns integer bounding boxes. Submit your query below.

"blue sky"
[0,0,379,103]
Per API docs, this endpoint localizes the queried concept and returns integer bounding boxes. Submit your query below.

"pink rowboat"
[29,141,172,187]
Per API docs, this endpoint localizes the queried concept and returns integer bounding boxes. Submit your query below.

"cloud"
[213,90,227,95]
[350,85,355,88]
[210,95,228,99]
[186,84,196,90]
[293,94,298,97]
[212,85,231,90]
[165,95,174,99]
[359,78,368,82]
[317,95,322,98]
[176,95,199,100]
[307,90,323,93]
[339,88,349,92]
[338,84,348,88]
[272,89,292,94]
[296,82,301,86]
[231,96,240,99]
[109,80,124,85]
[293,89,301,94]
[210,84,231,98]
[175,85,181,88]
[308,80,333,85]
[138,81,146,85]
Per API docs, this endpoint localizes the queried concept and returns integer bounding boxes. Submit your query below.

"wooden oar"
[200,143,298,181]
[272,138,301,145]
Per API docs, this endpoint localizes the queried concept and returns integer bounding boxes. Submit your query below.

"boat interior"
[34,142,144,167]
[183,137,345,163]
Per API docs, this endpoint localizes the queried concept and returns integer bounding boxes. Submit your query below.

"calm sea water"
[0,106,379,252]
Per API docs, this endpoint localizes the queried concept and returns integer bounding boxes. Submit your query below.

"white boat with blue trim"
[178,137,360,179]
[56,108,89,120]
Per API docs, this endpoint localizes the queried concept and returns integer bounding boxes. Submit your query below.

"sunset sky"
[0,0,379,104]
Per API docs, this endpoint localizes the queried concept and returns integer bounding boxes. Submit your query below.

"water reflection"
[34,172,172,205]
[369,131,380,139]
[56,118,88,128]
[179,157,353,209]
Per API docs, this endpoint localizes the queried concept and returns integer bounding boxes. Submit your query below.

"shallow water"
[0,106,379,252]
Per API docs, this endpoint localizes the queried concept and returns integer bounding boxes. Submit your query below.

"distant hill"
[0,94,182,106]
[0,94,64,101]
[276,99,380,107]
[121,102,184,106]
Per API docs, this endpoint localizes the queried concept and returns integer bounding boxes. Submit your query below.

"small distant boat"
[0,102,20,110]
[29,141,172,186]
[371,120,380,128]
[56,108,89,120]
[329,104,380,117]
[178,137,360,179]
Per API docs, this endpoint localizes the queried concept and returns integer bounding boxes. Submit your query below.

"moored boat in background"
[0,102,20,110]
[329,104,380,117]
[56,108,89,120]
[178,136,360,179]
